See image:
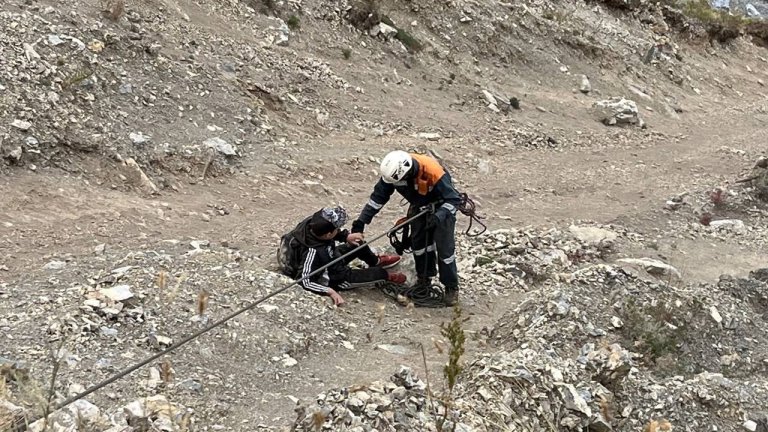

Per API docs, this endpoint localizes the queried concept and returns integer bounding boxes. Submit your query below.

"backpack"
[276,232,303,279]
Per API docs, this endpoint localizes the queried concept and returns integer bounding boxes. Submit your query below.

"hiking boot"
[387,271,407,284]
[414,277,432,289]
[443,288,458,307]
[376,254,401,269]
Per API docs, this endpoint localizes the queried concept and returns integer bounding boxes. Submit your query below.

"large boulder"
[593,97,646,128]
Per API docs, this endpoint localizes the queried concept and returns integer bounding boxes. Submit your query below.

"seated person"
[277,206,406,306]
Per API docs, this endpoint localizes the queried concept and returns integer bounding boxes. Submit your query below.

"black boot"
[414,277,432,291]
[443,287,458,306]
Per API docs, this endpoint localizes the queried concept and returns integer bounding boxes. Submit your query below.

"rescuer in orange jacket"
[350,150,462,306]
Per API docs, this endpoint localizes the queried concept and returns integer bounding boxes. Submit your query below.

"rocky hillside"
[2,0,767,186]
[2,0,768,431]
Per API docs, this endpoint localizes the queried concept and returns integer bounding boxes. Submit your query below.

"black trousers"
[408,206,459,290]
[328,244,387,291]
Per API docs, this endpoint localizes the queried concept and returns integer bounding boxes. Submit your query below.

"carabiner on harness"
[388,217,412,255]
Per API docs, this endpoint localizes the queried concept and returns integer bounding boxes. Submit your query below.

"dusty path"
[2,92,763,264]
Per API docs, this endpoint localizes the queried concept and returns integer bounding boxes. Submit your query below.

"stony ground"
[2,0,768,431]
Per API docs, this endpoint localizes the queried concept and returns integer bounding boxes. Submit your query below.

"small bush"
[378,17,423,52]
[745,19,768,47]
[248,0,276,15]
[347,0,381,30]
[620,298,689,364]
[102,0,124,21]
[342,48,352,59]
[683,0,753,43]
[394,28,422,52]
[287,15,300,30]
[436,305,466,432]
[440,305,466,392]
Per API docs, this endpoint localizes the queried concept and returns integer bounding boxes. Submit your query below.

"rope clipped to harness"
[388,217,412,255]
[457,192,487,236]
[379,281,447,308]
[382,207,452,308]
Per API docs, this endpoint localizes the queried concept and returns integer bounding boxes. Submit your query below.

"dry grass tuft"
[644,418,673,432]
[196,290,210,316]
[102,0,125,21]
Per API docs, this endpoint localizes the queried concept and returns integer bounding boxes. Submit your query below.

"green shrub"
[287,15,300,30]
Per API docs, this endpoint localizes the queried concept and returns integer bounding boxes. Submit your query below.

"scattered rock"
[43,260,67,270]
[370,22,398,39]
[0,400,26,431]
[122,158,159,194]
[0,357,30,380]
[616,257,681,280]
[376,344,411,355]
[569,225,618,244]
[558,383,592,417]
[27,400,103,432]
[100,285,134,302]
[204,137,237,156]
[593,97,645,128]
[11,120,32,131]
[709,219,746,233]
[129,132,150,145]
[664,192,688,210]
[579,75,592,94]
[280,354,298,368]
[417,132,441,141]
[48,34,65,46]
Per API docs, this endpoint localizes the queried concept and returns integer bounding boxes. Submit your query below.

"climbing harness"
[388,216,412,255]
[18,208,431,431]
[381,190,485,307]
[380,204,451,308]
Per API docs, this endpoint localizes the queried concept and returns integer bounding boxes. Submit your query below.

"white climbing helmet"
[379,150,413,184]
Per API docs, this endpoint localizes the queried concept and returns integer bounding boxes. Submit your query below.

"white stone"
[282,355,298,367]
[204,137,237,156]
[611,316,624,328]
[43,260,66,270]
[709,306,723,324]
[557,384,592,417]
[129,132,149,145]
[417,132,441,141]
[709,219,746,233]
[569,225,618,244]
[617,258,681,279]
[11,119,32,130]
[579,75,592,93]
[100,285,134,302]
[370,22,398,39]
[376,344,410,355]
[258,304,278,313]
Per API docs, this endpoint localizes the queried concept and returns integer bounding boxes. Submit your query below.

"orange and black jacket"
[353,153,461,232]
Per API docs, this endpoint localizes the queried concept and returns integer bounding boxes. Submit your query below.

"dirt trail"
[1,93,763,276]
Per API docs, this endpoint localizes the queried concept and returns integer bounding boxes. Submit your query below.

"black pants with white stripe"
[408,206,458,290]
[328,244,388,291]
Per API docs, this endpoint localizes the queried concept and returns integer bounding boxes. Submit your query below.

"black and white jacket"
[284,216,350,294]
